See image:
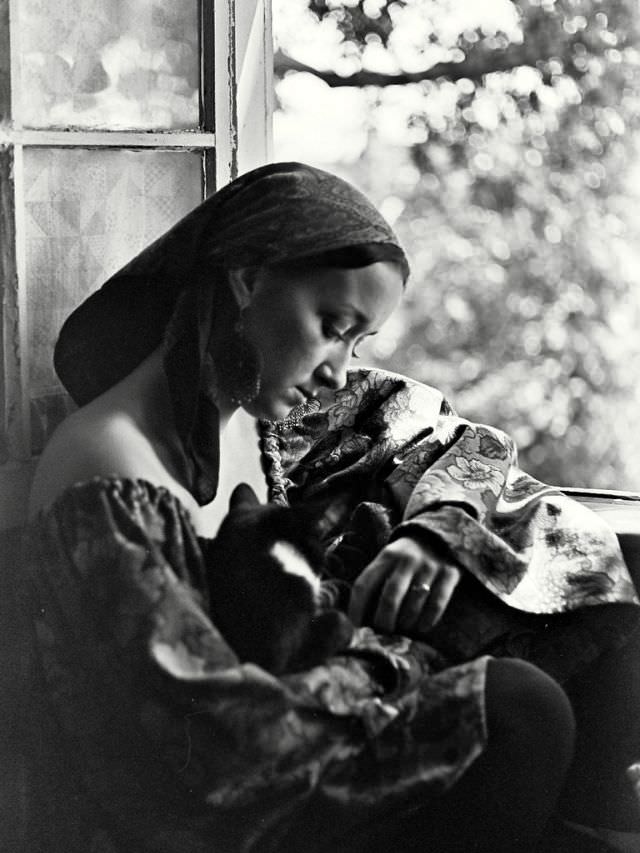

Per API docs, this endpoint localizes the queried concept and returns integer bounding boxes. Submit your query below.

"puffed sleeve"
[25,477,489,853]
[386,413,638,613]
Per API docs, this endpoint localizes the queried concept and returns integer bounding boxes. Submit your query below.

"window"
[0,0,273,527]
[273,0,640,494]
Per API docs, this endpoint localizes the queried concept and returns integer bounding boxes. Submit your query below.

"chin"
[242,395,290,421]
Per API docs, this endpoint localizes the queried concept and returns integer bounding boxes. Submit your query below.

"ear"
[227,267,260,311]
[229,482,261,511]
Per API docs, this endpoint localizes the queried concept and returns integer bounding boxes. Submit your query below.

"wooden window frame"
[0,0,273,528]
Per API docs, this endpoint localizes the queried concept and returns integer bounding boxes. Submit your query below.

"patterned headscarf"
[54,161,410,504]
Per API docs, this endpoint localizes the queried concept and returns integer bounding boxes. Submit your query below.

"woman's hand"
[347,536,461,636]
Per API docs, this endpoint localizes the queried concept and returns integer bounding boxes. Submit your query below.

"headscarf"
[54,161,410,504]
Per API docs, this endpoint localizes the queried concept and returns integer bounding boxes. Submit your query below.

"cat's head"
[217,482,328,588]
[206,484,353,675]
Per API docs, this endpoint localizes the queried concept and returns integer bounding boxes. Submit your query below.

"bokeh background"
[272,0,640,491]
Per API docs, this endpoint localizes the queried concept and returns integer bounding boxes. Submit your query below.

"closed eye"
[322,318,365,359]
[321,317,347,343]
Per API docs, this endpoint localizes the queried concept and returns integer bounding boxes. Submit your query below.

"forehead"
[284,261,404,318]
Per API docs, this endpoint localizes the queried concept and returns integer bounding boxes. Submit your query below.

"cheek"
[288,323,328,371]
[244,307,281,357]
[245,293,326,379]
[254,310,319,363]
[265,331,320,381]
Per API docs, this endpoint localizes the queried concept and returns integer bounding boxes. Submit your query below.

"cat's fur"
[204,484,354,675]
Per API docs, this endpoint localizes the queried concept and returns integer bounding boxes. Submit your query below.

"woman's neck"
[101,346,236,435]
[88,347,238,498]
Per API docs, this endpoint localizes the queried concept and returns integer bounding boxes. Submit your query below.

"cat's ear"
[229,482,260,511]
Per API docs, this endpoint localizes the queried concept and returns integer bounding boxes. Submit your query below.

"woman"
[23,162,638,852]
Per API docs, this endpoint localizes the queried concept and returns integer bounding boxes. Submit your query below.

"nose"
[314,354,349,391]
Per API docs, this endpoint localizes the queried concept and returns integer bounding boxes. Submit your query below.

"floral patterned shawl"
[259,367,640,679]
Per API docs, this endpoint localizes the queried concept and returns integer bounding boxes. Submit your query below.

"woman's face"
[234,261,404,420]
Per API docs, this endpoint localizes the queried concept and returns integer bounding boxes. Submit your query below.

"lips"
[295,387,316,402]
[283,387,307,407]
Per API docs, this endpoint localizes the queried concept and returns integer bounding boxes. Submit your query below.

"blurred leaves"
[275,0,640,489]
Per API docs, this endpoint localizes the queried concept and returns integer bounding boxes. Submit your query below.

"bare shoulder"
[28,407,156,517]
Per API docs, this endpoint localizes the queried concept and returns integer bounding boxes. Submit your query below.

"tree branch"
[274,42,570,87]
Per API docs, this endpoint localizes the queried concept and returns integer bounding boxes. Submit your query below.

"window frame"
[0,0,273,528]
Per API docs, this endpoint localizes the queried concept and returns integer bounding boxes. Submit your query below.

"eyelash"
[322,319,361,358]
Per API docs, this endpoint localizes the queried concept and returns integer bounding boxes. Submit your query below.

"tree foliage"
[274,0,640,489]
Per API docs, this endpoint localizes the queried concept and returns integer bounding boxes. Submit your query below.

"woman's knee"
[427,659,576,851]
[485,658,576,772]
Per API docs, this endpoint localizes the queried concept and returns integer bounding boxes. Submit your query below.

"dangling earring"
[227,310,262,407]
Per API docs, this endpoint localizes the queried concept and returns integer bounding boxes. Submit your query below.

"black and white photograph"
[1,1,640,851]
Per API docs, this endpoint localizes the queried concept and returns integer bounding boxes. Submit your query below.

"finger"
[395,566,440,634]
[348,551,396,626]
[371,561,419,634]
[416,564,461,634]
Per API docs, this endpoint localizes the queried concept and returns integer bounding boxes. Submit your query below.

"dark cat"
[204,483,354,675]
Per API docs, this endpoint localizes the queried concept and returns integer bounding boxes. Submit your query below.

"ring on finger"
[410,581,431,594]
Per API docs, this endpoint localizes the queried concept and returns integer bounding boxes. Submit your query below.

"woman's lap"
[313,643,640,852]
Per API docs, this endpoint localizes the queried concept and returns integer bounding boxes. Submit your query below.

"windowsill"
[561,487,640,536]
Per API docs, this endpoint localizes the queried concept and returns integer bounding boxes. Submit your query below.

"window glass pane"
[24,147,203,450]
[16,0,200,130]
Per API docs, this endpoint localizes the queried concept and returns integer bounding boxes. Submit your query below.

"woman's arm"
[263,367,638,636]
